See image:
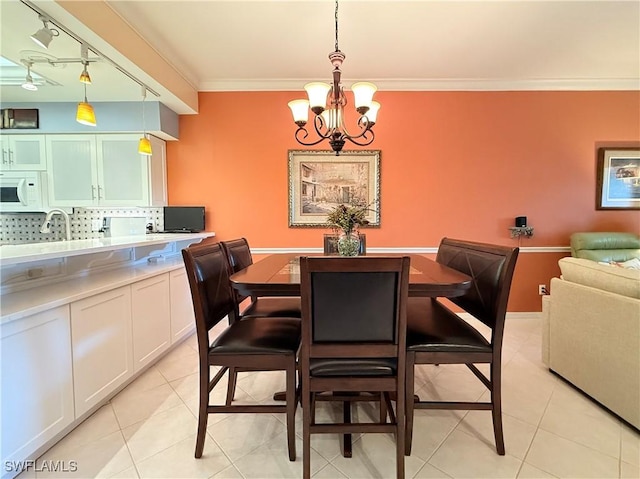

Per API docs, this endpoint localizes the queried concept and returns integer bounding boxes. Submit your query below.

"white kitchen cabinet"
[46,134,167,208]
[169,267,195,343]
[0,134,47,171]
[1,306,74,468]
[131,274,171,371]
[70,286,133,417]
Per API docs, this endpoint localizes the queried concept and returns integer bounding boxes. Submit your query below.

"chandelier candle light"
[288,0,379,155]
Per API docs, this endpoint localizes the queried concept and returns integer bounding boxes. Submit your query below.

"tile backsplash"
[0,207,164,245]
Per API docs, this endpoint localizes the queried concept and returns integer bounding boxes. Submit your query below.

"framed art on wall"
[596,147,640,210]
[288,150,381,227]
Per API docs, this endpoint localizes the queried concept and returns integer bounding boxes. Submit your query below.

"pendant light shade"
[79,64,91,84]
[138,136,152,155]
[76,101,96,126]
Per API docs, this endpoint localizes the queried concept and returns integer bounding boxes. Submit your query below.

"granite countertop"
[0,232,215,266]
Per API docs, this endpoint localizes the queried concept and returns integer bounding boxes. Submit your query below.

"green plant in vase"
[326,203,371,256]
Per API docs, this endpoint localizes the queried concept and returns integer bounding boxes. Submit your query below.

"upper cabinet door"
[46,135,98,207]
[97,134,149,207]
[0,135,47,171]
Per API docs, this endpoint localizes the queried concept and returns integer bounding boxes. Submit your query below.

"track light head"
[21,62,38,91]
[30,15,59,49]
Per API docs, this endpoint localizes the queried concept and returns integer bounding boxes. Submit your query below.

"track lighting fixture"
[30,14,59,49]
[138,87,152,155]
[21,62,38,91]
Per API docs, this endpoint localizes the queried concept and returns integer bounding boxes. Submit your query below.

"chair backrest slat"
[436,238,519,332]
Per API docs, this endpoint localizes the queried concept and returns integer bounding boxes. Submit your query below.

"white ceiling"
[1,0,639,115]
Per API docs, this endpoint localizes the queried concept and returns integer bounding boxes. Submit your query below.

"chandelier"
[288,0,379,155]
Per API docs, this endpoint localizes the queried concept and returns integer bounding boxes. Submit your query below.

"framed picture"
[288,150,381,227]
[596,147,640,210]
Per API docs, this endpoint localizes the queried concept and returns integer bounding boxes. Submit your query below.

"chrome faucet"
[40,209,72,241]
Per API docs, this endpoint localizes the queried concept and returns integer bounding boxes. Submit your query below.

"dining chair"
[299,256,411,479]
[181,241,301,460]
[323,233,367,255]
[221,238,302,318]
[404,238,519,456]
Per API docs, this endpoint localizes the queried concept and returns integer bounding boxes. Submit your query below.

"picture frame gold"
[288,150,381,227]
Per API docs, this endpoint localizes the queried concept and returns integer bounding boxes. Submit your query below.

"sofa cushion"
[570,232,640,262]
[558,257,640,299]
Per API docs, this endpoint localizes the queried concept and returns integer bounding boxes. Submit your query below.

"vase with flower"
[326,203,371,256]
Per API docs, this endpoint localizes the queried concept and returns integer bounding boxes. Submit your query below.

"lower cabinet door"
[131,274,171,371]
[169,268,195,343]
[71,287,133,417]
[1,306,74,469]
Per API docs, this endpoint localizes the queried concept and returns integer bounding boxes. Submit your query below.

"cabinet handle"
[8,149,13,165]
[1,149,7,164]
[97,185,103,199]
[92,185,97,200]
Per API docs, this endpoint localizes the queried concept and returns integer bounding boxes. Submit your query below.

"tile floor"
[18,315,640,479]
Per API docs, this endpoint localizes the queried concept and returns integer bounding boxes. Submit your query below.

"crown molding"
[200,78,640,92]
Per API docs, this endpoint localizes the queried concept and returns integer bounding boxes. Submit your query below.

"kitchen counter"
[0,232,215,266]
[0,232,215,323]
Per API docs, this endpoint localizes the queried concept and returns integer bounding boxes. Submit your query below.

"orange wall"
[167,91,640,311]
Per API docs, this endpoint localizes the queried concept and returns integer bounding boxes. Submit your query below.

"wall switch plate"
[91,219,102,231]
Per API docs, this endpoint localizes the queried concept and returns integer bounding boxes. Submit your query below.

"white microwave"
[0,171,45,212]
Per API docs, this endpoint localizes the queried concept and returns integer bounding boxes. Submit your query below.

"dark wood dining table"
[229,253,472,298]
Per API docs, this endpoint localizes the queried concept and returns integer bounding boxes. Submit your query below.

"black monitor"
[163,206,205,233]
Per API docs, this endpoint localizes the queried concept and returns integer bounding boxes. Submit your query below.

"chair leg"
[303,391,312,479]
[225,367,238,405]
[342,400,352,458]
[404,353,415,456]
[195,363,210,458]
[286,360,297,461]
[380,392,387,423]
[396,379,406,479]
[491,360,505,455]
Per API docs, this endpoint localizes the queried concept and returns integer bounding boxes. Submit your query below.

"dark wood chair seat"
[210,317,301,355]
[310,358,397,376]
[240,297,302,319]
[407,298,491,354]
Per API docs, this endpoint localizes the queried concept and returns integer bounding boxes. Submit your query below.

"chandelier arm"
[345,130,375,147]
[335,110,373,142]
[311,115,332,140]
[294,127,332,147]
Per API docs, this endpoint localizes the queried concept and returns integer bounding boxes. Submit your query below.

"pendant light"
[76,82,96,126]
[138,86,152,155]
[288,0,379,154]
[79,43,91,84]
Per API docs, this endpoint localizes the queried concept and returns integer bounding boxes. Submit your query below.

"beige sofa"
[542,254,640,429]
